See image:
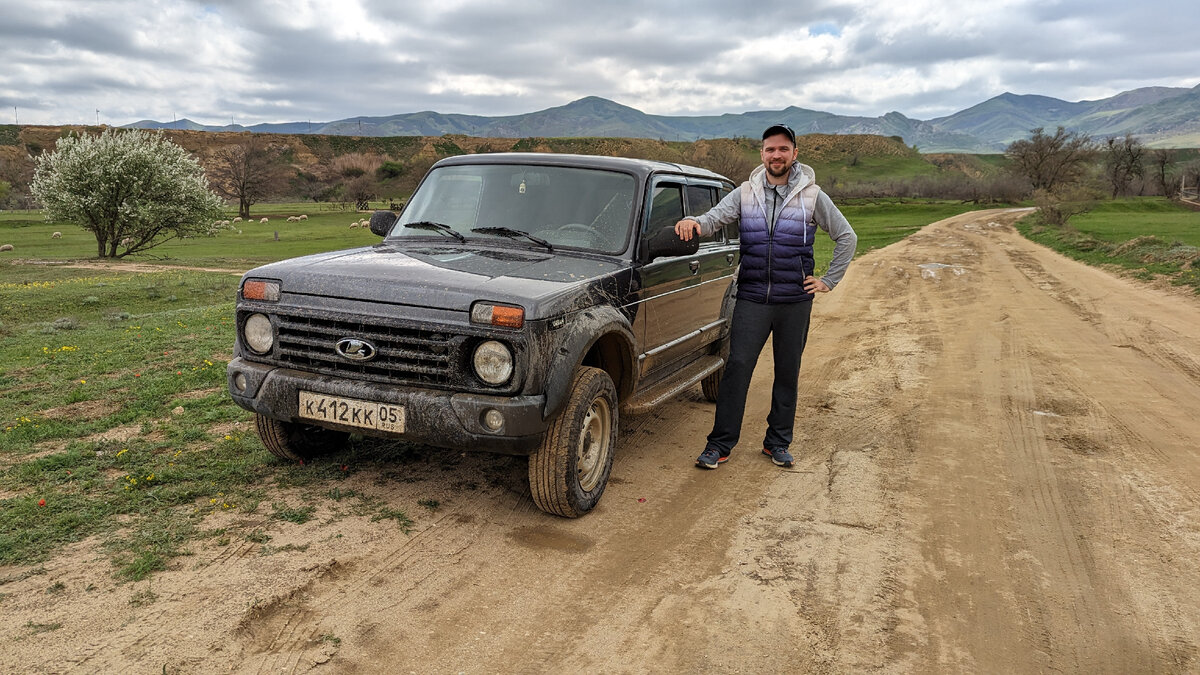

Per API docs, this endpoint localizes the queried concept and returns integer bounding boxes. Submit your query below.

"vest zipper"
[766,188,778,302]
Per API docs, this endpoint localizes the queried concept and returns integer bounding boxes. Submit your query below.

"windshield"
[390,164,637,254]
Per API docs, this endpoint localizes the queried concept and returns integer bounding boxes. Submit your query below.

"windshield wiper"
[403,221,466,243]
[471,227,553,251]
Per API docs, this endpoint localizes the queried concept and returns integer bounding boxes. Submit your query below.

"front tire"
[529,367,618,517]
[255,414,348,462]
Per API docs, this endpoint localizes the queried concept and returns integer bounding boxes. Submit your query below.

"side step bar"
[620,355,723,416]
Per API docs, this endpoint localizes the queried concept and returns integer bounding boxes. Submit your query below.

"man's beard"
[766,160,790,179]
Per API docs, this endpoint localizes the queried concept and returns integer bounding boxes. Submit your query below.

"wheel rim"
[575,395,612,492]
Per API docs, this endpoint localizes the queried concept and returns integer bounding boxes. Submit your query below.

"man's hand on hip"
[674,219,701,241]
[804,275,830,294]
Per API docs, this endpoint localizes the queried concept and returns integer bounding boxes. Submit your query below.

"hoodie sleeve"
[693,184,743,237]
[814,191,857,289]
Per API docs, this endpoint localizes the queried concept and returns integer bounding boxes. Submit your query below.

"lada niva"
[228,152,740,516]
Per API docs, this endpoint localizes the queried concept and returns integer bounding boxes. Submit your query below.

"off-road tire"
[255,414,349,462]
[701,365,723,402]
[703,292,736,402]
[529,367,618,517]
[701,333,731,402]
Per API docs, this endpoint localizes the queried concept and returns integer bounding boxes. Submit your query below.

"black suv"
[227,153,740,516]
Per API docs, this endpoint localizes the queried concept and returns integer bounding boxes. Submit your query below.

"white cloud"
[0,0,1195,126]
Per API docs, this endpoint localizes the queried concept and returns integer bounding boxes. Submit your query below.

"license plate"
[298,391,405,433]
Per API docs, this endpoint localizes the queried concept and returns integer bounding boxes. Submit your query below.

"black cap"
[762,123,796,145]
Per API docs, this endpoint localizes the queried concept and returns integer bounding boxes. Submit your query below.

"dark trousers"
[706,298,812,454]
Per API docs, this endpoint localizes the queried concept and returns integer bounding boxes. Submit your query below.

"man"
[675,124,856,469]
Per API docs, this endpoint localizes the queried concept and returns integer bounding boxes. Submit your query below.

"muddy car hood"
[244,244,626,317]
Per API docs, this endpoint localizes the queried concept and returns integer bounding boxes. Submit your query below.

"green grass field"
[0,202,387,267]
[1015,198,1200,292]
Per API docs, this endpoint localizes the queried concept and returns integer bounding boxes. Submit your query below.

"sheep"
[298,214,308,221]
[260,217,268,223]
[0,244,13,252]
[52,232,62,238]
[222,220,231,226]
[349,222,358,228]
[286,216,298,222]
[233,217,243,223]
[120,237,133,247]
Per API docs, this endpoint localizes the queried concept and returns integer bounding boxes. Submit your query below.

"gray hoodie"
[693,161,857,289]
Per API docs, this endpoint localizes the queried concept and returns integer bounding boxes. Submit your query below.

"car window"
[686,185,723,244]
[718,187,738,243]
[646,184,684,235]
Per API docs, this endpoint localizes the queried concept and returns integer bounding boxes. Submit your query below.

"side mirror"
[369,210,399,237]
[645,225,699,261]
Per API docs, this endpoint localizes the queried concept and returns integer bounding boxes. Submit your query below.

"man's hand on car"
[674,219,701,241]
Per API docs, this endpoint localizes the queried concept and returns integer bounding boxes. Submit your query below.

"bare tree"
[208,135,289,218]
[1148,150,1179,198]
[1103,135,1145,197]
[690,139,757,182]
[1005,127,1094,193]
[345,174,377,211]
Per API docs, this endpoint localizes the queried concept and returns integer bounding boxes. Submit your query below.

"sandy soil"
[4,208,1200,673]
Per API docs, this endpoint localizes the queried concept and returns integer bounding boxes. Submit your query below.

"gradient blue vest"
[737,178,820,303]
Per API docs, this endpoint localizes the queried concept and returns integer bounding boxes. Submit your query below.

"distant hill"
[125,85,1200,152]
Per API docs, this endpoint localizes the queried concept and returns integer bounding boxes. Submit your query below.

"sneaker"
[695,447,730,469]
[762,447,793,467]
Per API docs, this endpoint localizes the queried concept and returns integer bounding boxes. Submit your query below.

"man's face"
[761,134,798,179]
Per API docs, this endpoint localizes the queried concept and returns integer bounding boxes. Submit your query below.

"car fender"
[542,305,636,422]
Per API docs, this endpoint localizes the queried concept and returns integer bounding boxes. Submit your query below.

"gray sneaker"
[762,447,793,467]
[695,447,730,469]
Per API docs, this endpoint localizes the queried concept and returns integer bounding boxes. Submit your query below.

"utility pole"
[96,109,99,126]
[12,106,16,125]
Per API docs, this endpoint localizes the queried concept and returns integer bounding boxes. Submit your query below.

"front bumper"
[227,357,547,455]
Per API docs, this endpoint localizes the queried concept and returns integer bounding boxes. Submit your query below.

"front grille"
[268,311,462,386]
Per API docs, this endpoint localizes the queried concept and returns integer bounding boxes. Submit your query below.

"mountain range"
[126,84,1200,153]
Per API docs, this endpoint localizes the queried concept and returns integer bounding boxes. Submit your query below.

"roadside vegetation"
[0,263,439,581]
[1016,198,1200,293]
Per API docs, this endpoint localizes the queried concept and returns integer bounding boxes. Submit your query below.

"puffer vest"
[737,170,820,303]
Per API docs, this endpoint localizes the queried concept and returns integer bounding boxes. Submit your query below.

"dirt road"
[5,208,1200,673]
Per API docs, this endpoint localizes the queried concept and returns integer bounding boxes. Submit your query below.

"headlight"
[473,340,513,385]
[243,313,274,354]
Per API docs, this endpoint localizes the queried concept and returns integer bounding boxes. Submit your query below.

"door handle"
[689,260,700,274]
[725,252,735,265]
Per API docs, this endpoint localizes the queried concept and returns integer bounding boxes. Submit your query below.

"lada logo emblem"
[335,338,377,362]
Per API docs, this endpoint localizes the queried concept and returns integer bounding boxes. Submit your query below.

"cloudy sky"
[1,0,1197,127]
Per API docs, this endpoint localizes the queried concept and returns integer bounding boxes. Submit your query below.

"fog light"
[483,408,505,431]
[233,372,248,392]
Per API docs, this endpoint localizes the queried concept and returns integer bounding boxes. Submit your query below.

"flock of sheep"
[0,212,384,252]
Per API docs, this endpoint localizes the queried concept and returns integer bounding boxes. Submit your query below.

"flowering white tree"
[31,129,225,258]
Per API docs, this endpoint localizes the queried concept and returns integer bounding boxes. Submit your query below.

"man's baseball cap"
[762,123,796,145]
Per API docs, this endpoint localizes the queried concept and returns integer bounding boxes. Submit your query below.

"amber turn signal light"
[242,279,280,301]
